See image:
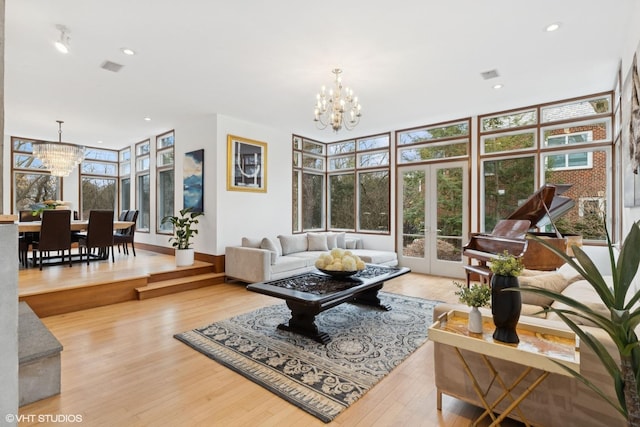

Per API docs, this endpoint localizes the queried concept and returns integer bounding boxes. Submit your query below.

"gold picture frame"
[227,134,267,192]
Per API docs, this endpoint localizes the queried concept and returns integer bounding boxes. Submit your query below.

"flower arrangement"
[315,248,366,272]
[30,199,63,216]
[489,250,524,277]
[454,281,491,308]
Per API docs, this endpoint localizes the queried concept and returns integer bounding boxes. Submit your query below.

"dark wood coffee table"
[246,264,410,344]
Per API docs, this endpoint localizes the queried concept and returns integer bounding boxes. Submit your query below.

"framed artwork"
[183,149,204,213]
[622,50,640,207]
[227,135,267,192]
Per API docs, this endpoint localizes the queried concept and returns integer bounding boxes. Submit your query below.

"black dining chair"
[78,210,115,264]
[114,210,138,256]
[18,210,41,267]
[31,209,73,270]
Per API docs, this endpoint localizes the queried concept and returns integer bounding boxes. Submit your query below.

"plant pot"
[175,248,195,267]
[491,274,521,343]
[468,306,483,334]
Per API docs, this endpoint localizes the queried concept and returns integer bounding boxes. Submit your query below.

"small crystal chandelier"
[313,68,362,132]
[32,121,85,177]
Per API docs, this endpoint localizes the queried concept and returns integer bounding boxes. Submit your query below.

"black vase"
[491,274,521,344]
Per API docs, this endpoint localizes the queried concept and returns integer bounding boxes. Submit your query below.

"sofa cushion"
[278,234,308,255]
[326,233,338,249]
[260,237,281,264]
[307,232,329,251]
[351,249,397,265]
[518,272,570,307]
[241,237,262,248]
[547,279,610,327]
[270,255,309,274]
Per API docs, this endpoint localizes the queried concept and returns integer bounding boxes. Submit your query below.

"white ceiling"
[5,1,637,149]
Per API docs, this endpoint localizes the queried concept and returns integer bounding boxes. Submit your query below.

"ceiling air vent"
[480,69,499,80]
[100,60,124,73]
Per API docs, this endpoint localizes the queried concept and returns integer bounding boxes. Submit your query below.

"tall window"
[136,140,151,232]
[156,131,174,234]
[292,133,391,233]
[119,147,131,212]
[479,93,612,241]
[11,137,61,212]
[80,147,118,219]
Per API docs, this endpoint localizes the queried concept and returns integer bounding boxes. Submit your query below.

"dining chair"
[31,209,72,270]
[113,210,138,256]
[18,210,41,266]
[78,210,115,264]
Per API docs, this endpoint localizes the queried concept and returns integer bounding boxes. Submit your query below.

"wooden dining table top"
[17,220,135,233]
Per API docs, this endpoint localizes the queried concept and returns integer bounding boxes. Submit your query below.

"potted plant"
[489,250,524,343]
[517,221,640,426]
[161,207,204,266]
[454,281,491,333]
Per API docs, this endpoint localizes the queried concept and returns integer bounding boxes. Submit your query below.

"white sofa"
[225,232,398,283]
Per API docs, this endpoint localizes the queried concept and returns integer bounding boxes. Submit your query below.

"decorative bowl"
[318,268,359,278]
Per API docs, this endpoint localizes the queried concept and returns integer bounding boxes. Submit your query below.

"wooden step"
[135,272,225,300]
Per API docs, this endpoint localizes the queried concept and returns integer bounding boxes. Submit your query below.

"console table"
[247,264,410,344]
[429,310,579,426]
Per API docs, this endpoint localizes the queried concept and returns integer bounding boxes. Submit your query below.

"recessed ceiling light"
[545,22,561,32]
[121,48,136,56]
[97,140,103,144]
[144,117,151,121]
[493,83,503,90]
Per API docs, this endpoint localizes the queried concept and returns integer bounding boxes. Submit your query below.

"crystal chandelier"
[33,121,85,177]
[313,68,362,132]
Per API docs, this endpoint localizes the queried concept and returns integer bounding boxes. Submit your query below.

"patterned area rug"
[174,292,439,423]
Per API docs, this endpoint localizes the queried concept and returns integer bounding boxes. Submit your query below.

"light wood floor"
[18,253,522,426]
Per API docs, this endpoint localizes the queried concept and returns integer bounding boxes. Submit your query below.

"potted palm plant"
[161,207,204,266]
[518,220,640,426]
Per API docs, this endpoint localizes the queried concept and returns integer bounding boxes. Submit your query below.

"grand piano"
[463,184,581,286]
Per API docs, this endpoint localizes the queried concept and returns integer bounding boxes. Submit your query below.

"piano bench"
[463,265,492,286]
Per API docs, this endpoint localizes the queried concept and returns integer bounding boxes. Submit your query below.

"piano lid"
[505,184,575,229]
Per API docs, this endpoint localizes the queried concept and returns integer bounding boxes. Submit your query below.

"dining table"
[17,220,135,233]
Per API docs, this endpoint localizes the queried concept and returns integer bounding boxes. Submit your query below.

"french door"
[397,161,468,277]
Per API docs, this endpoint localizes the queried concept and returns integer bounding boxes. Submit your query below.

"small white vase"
[175,248,195,267]
[468,306,483,334]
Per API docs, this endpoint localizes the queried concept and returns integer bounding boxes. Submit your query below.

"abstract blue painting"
[183,149,204,213]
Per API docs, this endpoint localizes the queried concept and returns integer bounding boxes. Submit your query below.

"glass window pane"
[398,142,467,163]
[398,122,469,145]
[84,148,118,162]
[402,170,425,257]
[120,162,130,177]
[302,155,324,171]
[157,132,174,149]
[136,141,150,156]
[157,151,174,167]
[436,167,464,261]
[302,140,324,155]
[329,174,355,229]
[121,178,130,211]
[359,151,389,167]
[81,177,116,219]
[358,170,389,232]
[13,172,61,211]
[329,156,355,170]
[541,95,611,122]
[544,149,608,240]
[482,156,536,232]
[481,109,537,131]
[542,119,611,146]
[292,170,300,232]
[358,135,389,150]
[81,161,117,175]
[14,154,46,170]
[293,136,302,150]
[120,149,131,162]
[482,131,535,153]
[157,169,174,233]
[13,138,35,152]
[293,151,301,168]
[137,156,150,172]
[302,173,324,230]
[328,141,355,155]
[137,174,150,231]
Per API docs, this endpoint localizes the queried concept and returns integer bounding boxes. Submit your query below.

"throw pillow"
[307,232,329,251]
[547,279,610,327]
[518,272,569,307]
[277,234,308,255]
[260,237,280,265]
[345,238,357,249]
[326,232,338,249]
[335,232,346,249]
[241,237,262,248]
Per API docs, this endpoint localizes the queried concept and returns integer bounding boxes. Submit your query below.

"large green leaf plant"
[161,207,204,250]
[518,220,640,426]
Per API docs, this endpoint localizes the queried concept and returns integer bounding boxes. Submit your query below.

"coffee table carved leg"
[278,301,331,344]
[352,283,391,310]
